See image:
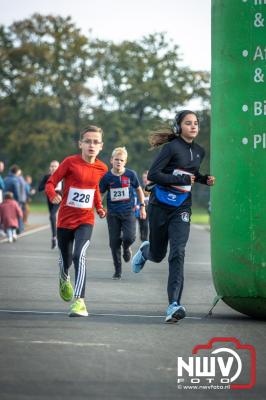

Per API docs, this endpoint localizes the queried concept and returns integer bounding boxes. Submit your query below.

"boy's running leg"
[107,214,122,278]
[121,212,136,262]
[69,224,93,316]
[57,228,74,302]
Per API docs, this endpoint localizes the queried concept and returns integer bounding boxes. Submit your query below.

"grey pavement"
[0,212,265,399]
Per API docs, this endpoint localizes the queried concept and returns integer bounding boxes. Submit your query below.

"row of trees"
[0,14,210,200]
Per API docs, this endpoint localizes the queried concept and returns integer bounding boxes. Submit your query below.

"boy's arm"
[135,186,146,220]
[94,187,107,218]
[99,174,108,194]
[95,170,108,218]
[94,185,107,218]
[94,185,103,209]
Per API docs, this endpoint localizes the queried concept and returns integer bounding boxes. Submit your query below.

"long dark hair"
[148,110,198,149]
[148,126,176,149]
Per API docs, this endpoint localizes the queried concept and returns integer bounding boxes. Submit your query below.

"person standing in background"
[135,170,150,242]
[17,169,27,233]
[38,161,62,249]
[4,165,21,203]
[0,161,6,236]
[4,164,24,234]
[0,161,5,204]
[24,175,36,225]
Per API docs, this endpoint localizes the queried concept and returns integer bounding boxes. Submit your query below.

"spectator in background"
[4,164,21,203]
[17,169,27,233]
[0,161,5,236]
[4,164,24,234]
[24,175,36,225]
[0,192,23,243]
[135,170,150,242]
[0,161,5,204]
[38,160,62,249]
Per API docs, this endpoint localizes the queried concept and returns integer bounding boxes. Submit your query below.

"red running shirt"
[45,155,108,229]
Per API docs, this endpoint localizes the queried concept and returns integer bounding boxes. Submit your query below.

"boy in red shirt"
[45,125,108,317]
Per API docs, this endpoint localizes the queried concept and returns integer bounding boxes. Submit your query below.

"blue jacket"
[4,173,21,202]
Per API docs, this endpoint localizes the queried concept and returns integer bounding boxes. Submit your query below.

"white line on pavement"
[2,337,111,347]
[0,309,202,319]
[0,253,210,265]
[24,340,110,347]
[0,224,49,244]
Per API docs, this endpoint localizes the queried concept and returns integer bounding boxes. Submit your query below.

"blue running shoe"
[131,241,149,273]
[165,302,186,323]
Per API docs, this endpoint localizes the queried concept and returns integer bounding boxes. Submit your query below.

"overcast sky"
[0,0,211,71]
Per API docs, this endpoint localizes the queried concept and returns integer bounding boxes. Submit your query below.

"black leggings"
[137,216,149,242]
[146,204,191,305]
[57,224,93,298]
[48,202,60,238]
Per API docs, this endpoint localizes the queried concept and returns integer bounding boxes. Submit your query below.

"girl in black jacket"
[131,110,215,323]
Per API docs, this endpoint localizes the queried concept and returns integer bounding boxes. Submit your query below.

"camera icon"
[191,337,256,390]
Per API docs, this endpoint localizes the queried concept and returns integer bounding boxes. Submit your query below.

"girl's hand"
[207,176,215,186]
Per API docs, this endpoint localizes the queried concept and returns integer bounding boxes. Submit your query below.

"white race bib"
[66,187,95,208]
[110,187,130,201]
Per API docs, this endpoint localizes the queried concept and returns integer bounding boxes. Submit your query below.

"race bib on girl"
[66,187,95,208]
[172,169,193,193]
[110,187,130,202]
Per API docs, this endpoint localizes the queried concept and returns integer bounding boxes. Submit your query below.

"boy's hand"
[140,206,146,220]
[51,194,62,204]
[97,208,107,218]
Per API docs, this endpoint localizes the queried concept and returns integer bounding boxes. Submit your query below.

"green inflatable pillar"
[211,0,266,318]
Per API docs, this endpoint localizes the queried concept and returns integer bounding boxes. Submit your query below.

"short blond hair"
[111,147,128,159]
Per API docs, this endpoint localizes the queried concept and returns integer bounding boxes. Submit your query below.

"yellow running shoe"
[59,277,74,302]
[69,298,88,317]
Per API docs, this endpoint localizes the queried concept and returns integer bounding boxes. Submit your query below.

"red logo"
[177,337,256,390]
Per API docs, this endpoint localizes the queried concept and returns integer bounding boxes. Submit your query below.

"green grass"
[191,207,209,225]
[29,202,47,213]
[30,203,209,224]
